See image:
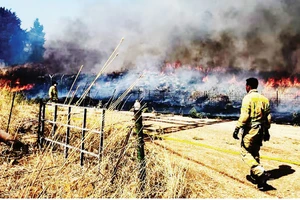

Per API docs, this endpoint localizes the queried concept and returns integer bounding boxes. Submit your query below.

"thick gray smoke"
[40,0,300,116]
[45,0,300,75]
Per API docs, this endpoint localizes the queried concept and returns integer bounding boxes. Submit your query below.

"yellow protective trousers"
[241,125,264,176]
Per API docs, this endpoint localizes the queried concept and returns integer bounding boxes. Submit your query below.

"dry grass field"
[0,88,299,198]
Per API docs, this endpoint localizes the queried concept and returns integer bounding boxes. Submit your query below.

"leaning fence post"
[80,108,87,166]
[6,92,16,133]
[134,100,146,191]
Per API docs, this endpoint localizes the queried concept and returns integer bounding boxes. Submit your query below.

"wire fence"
[38,101,105,166]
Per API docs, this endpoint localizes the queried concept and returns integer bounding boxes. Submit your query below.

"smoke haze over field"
[44,0,300,76]
[3,0,300,122]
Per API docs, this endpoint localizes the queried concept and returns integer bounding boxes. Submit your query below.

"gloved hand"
[263,129,270,141]
[233,127,240,140]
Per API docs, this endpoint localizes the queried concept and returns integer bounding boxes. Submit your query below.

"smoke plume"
[44,0,300,76]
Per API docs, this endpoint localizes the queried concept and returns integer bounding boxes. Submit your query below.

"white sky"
[0,0,98,39]
[1,0,294,74]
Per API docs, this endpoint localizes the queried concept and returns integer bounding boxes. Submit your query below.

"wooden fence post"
[134,100,146,191]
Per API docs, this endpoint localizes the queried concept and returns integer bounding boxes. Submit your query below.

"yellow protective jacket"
[237,89,271,129]
[49,85,58,100]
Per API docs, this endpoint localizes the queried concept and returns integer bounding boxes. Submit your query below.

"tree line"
[0,7,45,66]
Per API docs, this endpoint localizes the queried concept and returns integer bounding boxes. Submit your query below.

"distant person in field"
[49,81,58,102]
[232,77,272,190]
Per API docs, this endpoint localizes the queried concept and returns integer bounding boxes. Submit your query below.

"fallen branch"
[0,129,28,152]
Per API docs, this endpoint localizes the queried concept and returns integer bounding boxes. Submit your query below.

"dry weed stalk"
[76,37,124,106]
[0,87,192,198]
[64,65,84,105]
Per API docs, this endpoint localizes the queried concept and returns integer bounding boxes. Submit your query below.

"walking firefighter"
[232,77,272,190]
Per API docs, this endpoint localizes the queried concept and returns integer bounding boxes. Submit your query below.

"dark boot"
[246,170,258,184]
[257,172,270,190]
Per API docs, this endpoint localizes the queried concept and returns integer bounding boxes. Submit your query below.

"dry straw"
[0,90,192,198]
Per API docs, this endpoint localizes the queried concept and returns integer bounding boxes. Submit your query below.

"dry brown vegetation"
[0,88,190,198]
[0,88,300,198]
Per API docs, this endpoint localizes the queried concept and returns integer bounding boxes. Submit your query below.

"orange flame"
[10,84,34,92]
[0,79,34,92]
[263,77,300,88]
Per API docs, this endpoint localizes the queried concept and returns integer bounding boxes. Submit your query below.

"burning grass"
[0,88,194,198]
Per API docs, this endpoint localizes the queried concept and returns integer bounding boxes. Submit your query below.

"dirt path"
[143,113,300,198]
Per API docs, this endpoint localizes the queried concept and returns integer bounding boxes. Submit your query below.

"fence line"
[45,120,103,134]
[37,100,147,190]
[43,137,99,157]
[38,101,106,166]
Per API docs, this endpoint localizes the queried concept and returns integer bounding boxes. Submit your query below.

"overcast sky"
[1,0,250,41]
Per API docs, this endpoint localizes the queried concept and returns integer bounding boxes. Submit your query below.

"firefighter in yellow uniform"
[49,81,58,102]
[233,77,271,190]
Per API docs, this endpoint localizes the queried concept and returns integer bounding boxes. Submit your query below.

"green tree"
[27,18,45,63]
[0,7,27,65]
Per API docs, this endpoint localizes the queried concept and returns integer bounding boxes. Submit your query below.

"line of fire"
[1,58,300,125]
